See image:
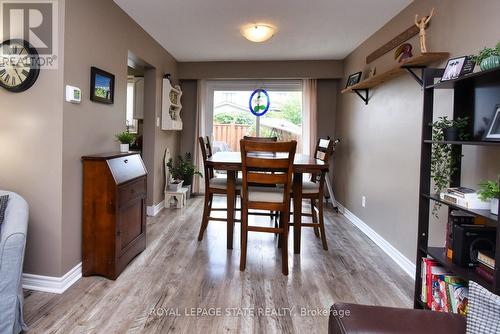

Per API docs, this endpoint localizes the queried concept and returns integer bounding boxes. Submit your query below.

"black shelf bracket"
[403,66,425,87]
[353,89,369,105]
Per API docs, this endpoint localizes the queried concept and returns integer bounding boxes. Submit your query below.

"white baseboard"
[22,262,82,294]
[335,202,416,279]
[147,200,164,216]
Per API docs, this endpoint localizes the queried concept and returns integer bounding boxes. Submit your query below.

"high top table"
[205,151,328,254]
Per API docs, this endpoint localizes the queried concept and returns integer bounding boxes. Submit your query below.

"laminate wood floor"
[23,196,413,334]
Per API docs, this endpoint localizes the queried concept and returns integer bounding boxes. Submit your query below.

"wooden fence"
[213,124,251,151]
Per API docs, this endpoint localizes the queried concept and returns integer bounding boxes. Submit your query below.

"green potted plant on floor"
[478,180,500,215]
[472,41,500,71]
[115,131,136,152]
[166,153,202,196]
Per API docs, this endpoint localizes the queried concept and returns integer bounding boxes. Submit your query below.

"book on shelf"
[440,192,490,210]
[446,187,477,199]
[477,251,495,270]
[421,257,469,314]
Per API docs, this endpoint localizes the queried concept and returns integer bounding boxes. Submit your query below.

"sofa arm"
[329,303,466,334]
[0,191,29,334]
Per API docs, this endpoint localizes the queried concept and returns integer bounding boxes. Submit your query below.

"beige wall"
[0,0,66,276]
[178,60,343,80]
[335,0,500,264]
[61,0,179,273]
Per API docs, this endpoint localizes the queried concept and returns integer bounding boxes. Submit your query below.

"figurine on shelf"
[415,8,434,53]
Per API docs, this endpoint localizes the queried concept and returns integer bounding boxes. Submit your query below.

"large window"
[207,80,304,153]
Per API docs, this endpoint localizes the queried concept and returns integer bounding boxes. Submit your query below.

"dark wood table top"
[206,152,327,173]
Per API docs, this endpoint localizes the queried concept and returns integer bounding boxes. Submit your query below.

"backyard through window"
[212,90,303,153]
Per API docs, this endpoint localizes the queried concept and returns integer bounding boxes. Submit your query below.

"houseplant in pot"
[478,180,500,215]
[472,42,500,71]
[430,116,469,142]
[429,117,467,217]
[115,131,136,152]
[166,153,202,196]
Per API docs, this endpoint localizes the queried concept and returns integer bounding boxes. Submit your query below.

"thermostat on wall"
[66,85,81,103]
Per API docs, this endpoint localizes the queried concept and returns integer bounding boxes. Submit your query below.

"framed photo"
[345,71,362,88]
[90,67,115,104]
[441,56,475,81]
[485,105,500,141]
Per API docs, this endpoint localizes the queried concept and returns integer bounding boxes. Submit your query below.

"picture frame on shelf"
[345,71,362,88]
[484,105,500,141]
[441,56,475,81]
[90,66,115,104]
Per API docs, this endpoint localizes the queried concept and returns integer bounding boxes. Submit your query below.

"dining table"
[205,151,329,254]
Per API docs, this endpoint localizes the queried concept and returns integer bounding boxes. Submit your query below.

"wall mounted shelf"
[341,52,449,105]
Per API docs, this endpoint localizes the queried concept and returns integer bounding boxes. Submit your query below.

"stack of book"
[440,187,489,210]
[421,258,468,315]
[475,251,496,283]
[445,210,475,259]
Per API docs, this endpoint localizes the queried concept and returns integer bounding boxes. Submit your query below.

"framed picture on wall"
[484,105,500,141]
[90,66,115,104]
[441,56,475,81]
[345,71,362,88]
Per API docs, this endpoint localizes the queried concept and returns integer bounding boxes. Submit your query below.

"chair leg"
[198,192,212,241]
[240,203,248,271]
[281,211,289,275]
[311,199,320,238]
[318,197,328,251]
[277,212,284,248]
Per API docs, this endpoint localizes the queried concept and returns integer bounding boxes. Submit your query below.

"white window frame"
[206,80,305,149]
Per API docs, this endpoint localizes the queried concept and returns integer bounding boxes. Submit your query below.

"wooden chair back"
[240,140,296,211]
[199,136,214,180]
[243,136,278,142]
[310,138,334,188]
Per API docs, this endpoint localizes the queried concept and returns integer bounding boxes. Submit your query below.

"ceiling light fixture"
[240,23,276,43]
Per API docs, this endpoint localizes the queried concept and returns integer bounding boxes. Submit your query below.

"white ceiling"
[114,0,412,62]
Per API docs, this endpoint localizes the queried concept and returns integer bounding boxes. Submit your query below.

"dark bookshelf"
[425,67,500,89]
[413,67,500,310]
[425,247,494,293]
[423,140,500,147]
[422,193,498,222]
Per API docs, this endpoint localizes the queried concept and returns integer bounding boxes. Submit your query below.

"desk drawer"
[118,177,146,204]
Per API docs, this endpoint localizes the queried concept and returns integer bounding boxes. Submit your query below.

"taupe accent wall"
[1,0,179,277]
[334,0,500,264]
[178,60,343,80]
[61,0,179,274]
[0,0,66,276]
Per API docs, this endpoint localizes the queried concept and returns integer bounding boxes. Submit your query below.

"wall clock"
[249,88,270,117]
[0,39,40,93]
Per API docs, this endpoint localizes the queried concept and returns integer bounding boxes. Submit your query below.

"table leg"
[227,170,236,250]
[293,172,303,254]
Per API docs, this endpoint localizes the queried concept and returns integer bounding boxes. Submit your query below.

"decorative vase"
[168,180,183,192]
[491,198,499,215]
[444,127,459,141]
[480,55,500,71]
[120,143,129,152]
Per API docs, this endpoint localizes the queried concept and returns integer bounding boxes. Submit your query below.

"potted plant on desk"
[115,131,136,152]
[478,180,500,215]
[166,153,202,197]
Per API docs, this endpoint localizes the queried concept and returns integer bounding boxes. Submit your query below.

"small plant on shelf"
[478,180,500,215]
[472,41,500,71]
[428,117,469,217]
[166,153,203,188]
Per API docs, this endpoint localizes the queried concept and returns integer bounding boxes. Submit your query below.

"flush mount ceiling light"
[240,23,276,43]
